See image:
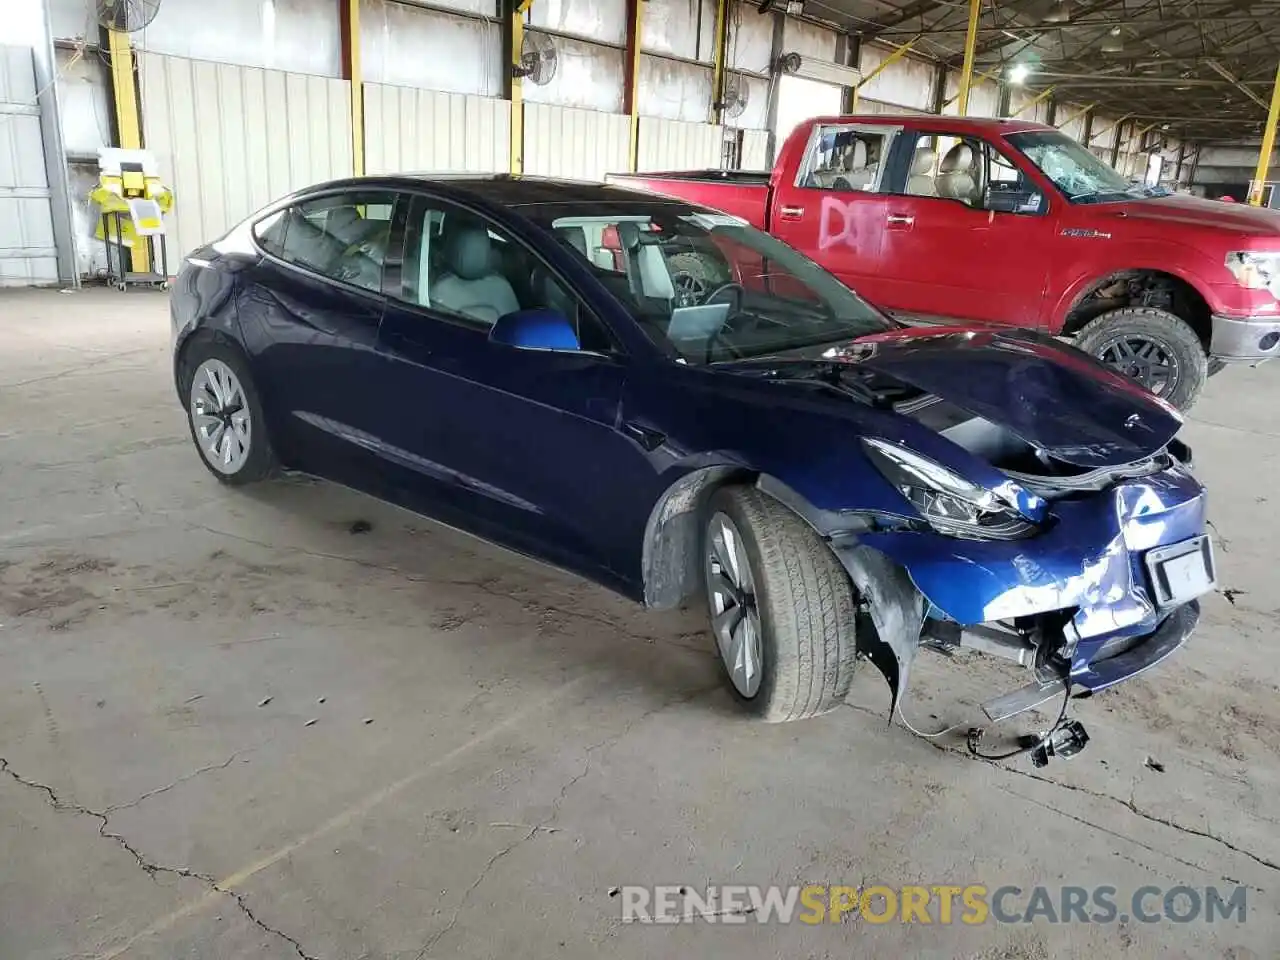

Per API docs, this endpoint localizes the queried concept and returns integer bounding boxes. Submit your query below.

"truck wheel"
[702,486,858,722]
[1075,306,1208,410]
[668,251,730,306]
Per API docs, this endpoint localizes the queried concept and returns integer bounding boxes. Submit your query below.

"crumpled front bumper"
[1211,313,1280,362]
[829,464,1208,707]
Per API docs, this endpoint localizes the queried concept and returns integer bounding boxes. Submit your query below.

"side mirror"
[984,185,1044,215]
[489,308,581,352]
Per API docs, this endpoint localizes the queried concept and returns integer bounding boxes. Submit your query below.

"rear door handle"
[779,205,805,221]
[887,214,915,228]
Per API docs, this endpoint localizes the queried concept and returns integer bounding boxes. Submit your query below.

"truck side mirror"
[984,185,1044,215]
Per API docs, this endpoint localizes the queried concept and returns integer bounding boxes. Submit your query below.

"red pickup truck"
[608,114,1280,409]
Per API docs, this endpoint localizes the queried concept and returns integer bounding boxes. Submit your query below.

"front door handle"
[779,205,805,221]
[887,214,915,228]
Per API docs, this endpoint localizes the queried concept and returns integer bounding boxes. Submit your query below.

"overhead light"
[1043,0,1071,23]
[785,0,804,12]
[1109,26,1122,35]
[1100,35,1124,53]
[1008,63,1030,84]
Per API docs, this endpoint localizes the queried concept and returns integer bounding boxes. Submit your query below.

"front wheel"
[182,344,278,485]
[702,487,859,722]
[1075,306,1208,410]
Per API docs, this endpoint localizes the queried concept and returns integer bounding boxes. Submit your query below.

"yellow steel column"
[851,36,919,114]
[1249,60,1280,205]
[955,0,982,115]
[340,0,364,176]
[106,27,149,273]
[509,0,533,175]
[709,0,729,124]
[624,0,644,170]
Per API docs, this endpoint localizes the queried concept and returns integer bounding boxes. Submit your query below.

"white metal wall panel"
[364,83,508,174]
[362,0,502,97]
[521,33,625,114]
[1057,105,1087,143]
[141,52,354,260]
[638,54,714,123]
[637,117,722,171]
[858,98,928,116]
[782,17,837,61]
[858,44,934,111]
[0,45,56,286]
[523,103,629,181]
[727,1,773,74]
[740,129,769,170]
[640,0,715,62]
[941,72,999,118]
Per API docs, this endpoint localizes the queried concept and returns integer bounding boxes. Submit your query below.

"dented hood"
[828,326,1184,469]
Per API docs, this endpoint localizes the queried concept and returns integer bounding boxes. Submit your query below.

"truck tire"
[1075,306,1208,410]
[702,486,858,722]
[668,250,730,306]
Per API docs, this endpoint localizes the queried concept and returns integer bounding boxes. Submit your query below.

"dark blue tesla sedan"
[171,176,1215,762]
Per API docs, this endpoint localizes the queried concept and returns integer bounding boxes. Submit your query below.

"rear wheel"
[1075,306,1208,410]
[702,487,859,722]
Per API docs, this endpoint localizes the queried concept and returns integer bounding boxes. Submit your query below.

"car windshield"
[529,207,893,364]
[1006,130,1172,204]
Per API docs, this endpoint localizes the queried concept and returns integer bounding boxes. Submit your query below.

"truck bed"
[606,170,772,228]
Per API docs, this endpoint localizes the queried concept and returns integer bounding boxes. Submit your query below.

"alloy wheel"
[1097,335,1179,397]
[190,358,252,475]
[705,511,764,698]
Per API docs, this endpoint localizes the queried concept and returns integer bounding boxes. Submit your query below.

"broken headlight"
[1225,251,1280,297]
[863,438,1036,540]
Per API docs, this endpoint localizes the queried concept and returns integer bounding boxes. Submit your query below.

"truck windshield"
[536,209,893,364]
[1006,130,1172,204]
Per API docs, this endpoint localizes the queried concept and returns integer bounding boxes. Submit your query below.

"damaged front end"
[827,449,1213,760]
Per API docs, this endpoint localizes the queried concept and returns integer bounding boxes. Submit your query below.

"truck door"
[874,129,1055,328]
[769,122,895,307]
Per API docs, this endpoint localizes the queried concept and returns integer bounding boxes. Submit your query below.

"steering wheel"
[703,281,745,310]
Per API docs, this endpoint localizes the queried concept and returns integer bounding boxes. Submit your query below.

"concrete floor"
[0,287,1276,960]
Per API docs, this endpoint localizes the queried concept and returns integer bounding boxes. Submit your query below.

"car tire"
[702,486,859,722]
[1075,306,1208,410]
[182,342,278,486]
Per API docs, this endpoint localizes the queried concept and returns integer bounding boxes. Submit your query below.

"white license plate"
[1145,535,1216,607]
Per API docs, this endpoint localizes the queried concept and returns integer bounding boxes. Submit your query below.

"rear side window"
[252,192,397,293]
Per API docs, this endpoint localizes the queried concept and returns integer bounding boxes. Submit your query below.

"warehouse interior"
[3,0,1280,958]
[7,0,1280,286]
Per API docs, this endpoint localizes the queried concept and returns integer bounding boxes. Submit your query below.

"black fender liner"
[756,475,926,716]
[830,538,925,718]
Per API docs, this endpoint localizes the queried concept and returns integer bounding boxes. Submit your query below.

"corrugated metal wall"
[740,129,769,170]
[364,83,508,175]
[522,102,630,180]
[0,45,56,286]
[637,117,723,171]
[139,52,353,259]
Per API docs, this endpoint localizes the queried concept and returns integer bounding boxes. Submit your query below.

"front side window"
[798,124,896,193]
[1006,129,1166,203]
[529,208,894,365]
[253,192,395,292]
[395,199,616,352]
[902,133,1041,212]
